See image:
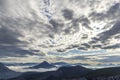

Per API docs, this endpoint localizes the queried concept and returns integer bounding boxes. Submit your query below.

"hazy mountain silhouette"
[29,61,56,69]
[0,63,11,72]
[0,63,21,79]
[4,64,120,80]
[7,65,92,80]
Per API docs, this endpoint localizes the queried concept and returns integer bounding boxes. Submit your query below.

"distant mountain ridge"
[29,61,56,69]
[6,65,120,80]
[6,65,92,80]
[2,62,120,80]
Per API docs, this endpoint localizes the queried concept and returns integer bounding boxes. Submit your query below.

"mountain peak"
[0,63,20,79]
[30,61,56,69]
[0,63,5,67]
[0,63,10,72]
[41,61,49,64]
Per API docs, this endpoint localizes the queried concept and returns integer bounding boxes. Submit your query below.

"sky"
[0,0,120,67]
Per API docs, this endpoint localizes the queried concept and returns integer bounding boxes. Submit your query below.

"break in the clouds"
[0,0,120,62]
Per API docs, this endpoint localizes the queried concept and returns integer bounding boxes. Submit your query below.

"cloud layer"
[0,0,120,64]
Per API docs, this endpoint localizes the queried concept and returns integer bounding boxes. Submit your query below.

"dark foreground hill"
[7,65,92,80]
[86,67,120,80]
[5,66,120,80]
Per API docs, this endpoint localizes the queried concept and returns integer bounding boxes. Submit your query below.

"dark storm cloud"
[88,38,120,50]
[92,44,102,48]
[108,3,120,13]
[81,43,91,48]
[49,19,80,35]
[89,3,120,21]
[67,45,79,49]
[64,19,80,34]
[79,16,92,30]
[63,45,80,51]
[0,0,120,57]
[81,43,102,50]
[102,44,120,49]
[85,20,120,50]
[0,19,37,57]
[77,47,88,50]
[81,34,88,39]
[48,9,93,38]
[69,16,92,30]
[56,49,66,52]
[62,9,73,20]
[107,3,120,19]
[89,38,98,44]
[99,21,120,42]
[47,9,93,39]
[65,43,99,51]
[49,19,64,34]
[114,35,120,39]
[0,45,34,57]
[89,12,105,21]
[101,12,120,50]
[0,25,22,44]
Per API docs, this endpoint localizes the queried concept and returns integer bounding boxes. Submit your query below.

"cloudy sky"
[0,0,120,67]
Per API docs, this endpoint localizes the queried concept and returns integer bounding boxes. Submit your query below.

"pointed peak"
[0,63,10,72]
[0,62,5,67]
[41,61,49,64]
[30,61,55,69]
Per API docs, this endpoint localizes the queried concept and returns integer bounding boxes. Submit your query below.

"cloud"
[49,19,64,34]
[102,44,120,49]
[96,56,120,63]
[0,25,21,45]
[62,9,73,20]
[92,44,102,49]
[0,45,34,57]
[98,21,120,42]
[79,16,92,30]
[54,56,89,61]
[49,16,81,35]
[0,19,38,57]
[0,21,35,57]
[89,12,105,21]
[0,0,120,59]
[107,3,120,19]
[69,56,90,60]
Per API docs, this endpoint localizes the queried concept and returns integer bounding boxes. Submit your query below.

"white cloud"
[0,0,120,60]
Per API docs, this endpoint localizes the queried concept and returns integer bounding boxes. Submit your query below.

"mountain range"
[7,66,120,80]
[1,62,120,80]
[0,63,21,79]
[6,65,92,80]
